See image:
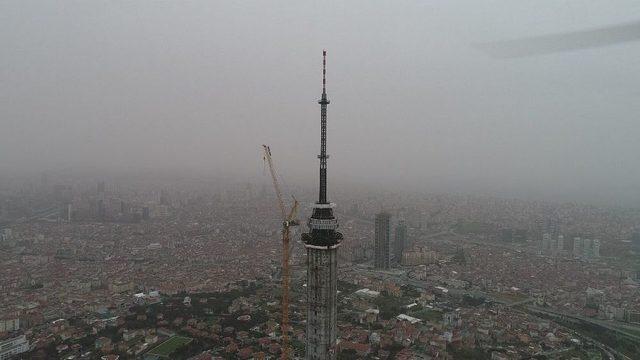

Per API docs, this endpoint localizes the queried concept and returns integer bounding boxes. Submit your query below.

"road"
[527,306,640,343]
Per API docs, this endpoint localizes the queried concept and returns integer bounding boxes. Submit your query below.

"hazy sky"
[2,1,640,204]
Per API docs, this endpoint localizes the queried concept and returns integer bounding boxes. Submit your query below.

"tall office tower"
[573,237,583,257]
[550,233,558,254]
[142,206,150,221]
[394,220,407,265]
[583,238,593,258]
[97,199,106,220]
[374,212,391,269]
[548,217,560,239]
[557,235,564,252]
[541,233,551,253]
[537,216,559,244]
[301,51,343,360]
[593,239,601,258]
[535,218,544,241]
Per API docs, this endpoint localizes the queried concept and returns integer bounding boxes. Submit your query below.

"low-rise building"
[0,335,29,360]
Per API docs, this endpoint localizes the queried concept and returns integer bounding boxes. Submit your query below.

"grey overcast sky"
[2,1,640,204]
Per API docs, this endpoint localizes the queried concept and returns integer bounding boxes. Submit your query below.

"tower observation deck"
[302,51,342,360]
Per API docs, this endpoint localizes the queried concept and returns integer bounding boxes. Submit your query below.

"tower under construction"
[302,50,342,360]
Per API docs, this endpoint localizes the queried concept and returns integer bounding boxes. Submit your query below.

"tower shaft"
[305,244,338,360]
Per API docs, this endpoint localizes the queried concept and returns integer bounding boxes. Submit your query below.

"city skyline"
[3,1,640,359]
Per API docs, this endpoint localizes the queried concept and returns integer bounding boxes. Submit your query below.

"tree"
[338,349,359,360]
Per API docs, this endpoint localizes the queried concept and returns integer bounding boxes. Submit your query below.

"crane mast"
[262,145,298,359]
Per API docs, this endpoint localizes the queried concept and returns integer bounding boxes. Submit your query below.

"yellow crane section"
[262,145,298,359]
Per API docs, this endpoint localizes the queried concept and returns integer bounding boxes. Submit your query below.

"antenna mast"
[318,50,330,204]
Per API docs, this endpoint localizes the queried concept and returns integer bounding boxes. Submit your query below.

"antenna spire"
[318,50,330,203]
[322,50,327,95]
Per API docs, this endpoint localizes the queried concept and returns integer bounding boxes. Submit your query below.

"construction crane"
[262,144,299,359]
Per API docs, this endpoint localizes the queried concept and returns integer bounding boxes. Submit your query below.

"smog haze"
[3,1,640,205]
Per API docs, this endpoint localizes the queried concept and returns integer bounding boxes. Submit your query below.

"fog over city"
[3,1,640,205]
[6,3,640,360]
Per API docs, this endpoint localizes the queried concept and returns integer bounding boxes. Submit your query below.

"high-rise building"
[394,220,407,265]
[301,51,342,360]
[142,206,150,221]
[550,234,558,254]
[557,235,564,252]
[573,237,582,257]
[547,217,560,239]
[0,228,11,243]
[542,233,551,253]
[374,212,391,269]
[593,239,601,258]
[583,238,593,258]
[97,199,106,220]
[537,216,560,252]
